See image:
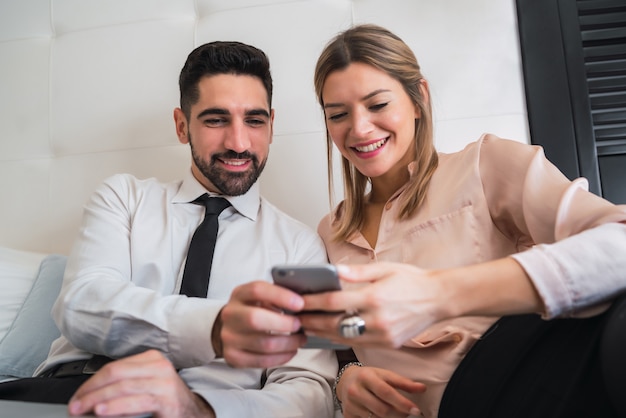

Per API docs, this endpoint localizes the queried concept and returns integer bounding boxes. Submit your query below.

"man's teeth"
[355,138,387,153]
[224,160,246,166]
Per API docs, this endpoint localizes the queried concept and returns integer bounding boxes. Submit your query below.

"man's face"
[175,74,274,195]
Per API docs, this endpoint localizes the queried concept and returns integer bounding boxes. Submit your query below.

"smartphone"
[271,264,341,294]
[271,264,349,350]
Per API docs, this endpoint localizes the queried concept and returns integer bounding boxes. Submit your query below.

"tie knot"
[193,194,231,215]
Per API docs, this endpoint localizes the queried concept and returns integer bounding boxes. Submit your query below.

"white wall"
[0,0,528,255]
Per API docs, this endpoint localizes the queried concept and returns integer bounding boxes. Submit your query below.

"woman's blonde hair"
[314,24,438,241]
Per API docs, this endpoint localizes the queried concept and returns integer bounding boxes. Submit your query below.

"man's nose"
[224,120,251,153]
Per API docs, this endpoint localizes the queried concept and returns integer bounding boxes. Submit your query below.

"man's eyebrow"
[246,108,270,118]
[197,108,229,119]
[323,89,391,109]
[196,108,270,119]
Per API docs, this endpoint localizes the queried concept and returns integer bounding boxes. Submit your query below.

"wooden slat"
[577,0,626,154]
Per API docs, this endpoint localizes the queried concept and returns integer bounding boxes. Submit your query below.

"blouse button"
[385,202,393,210]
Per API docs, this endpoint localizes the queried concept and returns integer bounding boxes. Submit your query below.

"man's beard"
[189,135,266,196]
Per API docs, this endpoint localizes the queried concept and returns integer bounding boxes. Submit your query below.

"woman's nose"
[350,109,374,138]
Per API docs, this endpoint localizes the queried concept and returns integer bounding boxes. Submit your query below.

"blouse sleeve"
[478,134,626,318]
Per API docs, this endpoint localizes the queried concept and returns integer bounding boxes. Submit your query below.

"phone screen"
[271,264,349,350]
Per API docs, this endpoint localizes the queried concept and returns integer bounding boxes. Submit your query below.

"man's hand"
[68,350,214,418]
[219,281,307,368]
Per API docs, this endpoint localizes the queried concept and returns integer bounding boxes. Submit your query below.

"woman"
[300,24,626,418]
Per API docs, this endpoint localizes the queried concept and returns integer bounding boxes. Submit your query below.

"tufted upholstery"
[0,0,528,255]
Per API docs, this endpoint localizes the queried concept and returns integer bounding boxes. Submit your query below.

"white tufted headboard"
[0,0,528,255]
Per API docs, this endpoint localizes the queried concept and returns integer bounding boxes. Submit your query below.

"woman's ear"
[173,108,189,144]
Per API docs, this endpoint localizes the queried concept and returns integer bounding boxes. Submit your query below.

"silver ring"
[338,315,366,338]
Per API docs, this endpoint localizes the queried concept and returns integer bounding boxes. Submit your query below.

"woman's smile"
[353,137,389,154]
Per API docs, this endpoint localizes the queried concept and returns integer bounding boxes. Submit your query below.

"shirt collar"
[173,169,260,221]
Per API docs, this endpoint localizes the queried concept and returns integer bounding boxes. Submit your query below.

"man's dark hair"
[179,41,273,119]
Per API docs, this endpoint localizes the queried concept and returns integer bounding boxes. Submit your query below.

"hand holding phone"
[271,264,349,350]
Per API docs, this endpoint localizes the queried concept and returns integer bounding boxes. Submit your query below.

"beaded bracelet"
[332,361,363,411]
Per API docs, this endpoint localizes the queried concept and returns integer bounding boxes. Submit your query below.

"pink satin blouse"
[318,134,626,417]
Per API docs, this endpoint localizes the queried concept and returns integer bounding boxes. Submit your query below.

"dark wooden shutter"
[579,0,626,203]
[517,0,626,203]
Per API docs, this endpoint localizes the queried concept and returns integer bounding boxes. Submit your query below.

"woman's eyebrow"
[323,89,391,109]
[362,89,391,100]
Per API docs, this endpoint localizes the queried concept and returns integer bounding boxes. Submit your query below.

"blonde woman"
[299,24,626,418]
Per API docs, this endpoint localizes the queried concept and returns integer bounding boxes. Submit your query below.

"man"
[0,41,336,418]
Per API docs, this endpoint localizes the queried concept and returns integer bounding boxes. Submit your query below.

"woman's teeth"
[354,138,387,153]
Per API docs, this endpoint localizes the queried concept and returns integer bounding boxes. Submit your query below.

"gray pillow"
[0,254,66,378]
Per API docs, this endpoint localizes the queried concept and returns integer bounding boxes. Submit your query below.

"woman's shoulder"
[443,133,533,157]
[439,133,541,172]
[475,133,546,176]
[431,134,547,202]
[477,133,535,153]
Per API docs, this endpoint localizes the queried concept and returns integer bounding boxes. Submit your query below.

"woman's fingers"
[340,366,423,418]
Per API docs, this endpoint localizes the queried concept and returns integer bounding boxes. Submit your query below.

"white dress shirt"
[36,170,336,418]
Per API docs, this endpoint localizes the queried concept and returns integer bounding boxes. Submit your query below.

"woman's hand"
[68,350,214,418]
[300,258,542,348]
[337,365,424,418]
[300,262,449,348]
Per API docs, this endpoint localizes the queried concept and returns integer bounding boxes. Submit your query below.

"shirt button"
[385,202,393,210]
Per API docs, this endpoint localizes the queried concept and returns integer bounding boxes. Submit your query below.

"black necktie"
[180,194,231,297]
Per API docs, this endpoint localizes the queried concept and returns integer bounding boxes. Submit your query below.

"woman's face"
[321,62,419,180]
